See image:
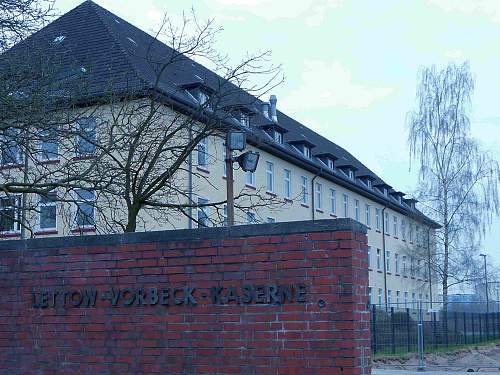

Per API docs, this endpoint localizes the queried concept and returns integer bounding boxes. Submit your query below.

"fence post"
[471,313,475,344]
[406,308,411,353]
[444,309,449,347]
[463,312,467,345]
[486,312,490,341]
[391,307,396,354]
[454,311,458,345]
[432,311,437,349]
[417,301,426,371]
[372,304,377,354]
[479,313,483,342]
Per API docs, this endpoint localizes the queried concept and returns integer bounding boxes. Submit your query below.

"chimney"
[269,95,278,122]
[262,102,270,119]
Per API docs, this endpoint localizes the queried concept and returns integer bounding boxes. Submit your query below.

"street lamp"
[225,131,260,226]
[480,253,489,314]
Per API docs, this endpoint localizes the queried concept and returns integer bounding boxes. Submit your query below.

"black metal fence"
[371,302,500,356]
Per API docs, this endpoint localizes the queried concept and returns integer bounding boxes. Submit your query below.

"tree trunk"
[125,204,140,232]
[442,189,449,312]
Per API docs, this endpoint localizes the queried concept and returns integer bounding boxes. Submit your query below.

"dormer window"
[348,170,354,179]
[367,180,372,189]
[199,91,209,107]
[240,113,250,127]
[303,146,311,159]
[327,159,334,169]
[270,130,281,144]
[383,188,388,196]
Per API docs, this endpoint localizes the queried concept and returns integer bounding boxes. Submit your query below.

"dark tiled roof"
[2,0,439,228]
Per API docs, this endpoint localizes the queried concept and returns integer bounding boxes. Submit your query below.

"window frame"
[75,117,97,157]
[0,195,22,233]
[197,137,209,168]
[283,169,292,199]
[72,189,96,229]
[300,176,308,204]
[38,191,57,231]
[330,189,336,214]
[315,182,322,210]
[266,161,274,193]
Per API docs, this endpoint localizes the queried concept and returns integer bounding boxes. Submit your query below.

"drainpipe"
[382,206,388,310]
[311,167,322,220]
[187,125,193,229]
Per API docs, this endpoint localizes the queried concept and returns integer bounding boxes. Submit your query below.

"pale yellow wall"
[0,102,436,304]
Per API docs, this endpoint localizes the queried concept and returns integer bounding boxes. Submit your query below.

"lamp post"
[225,131,260,226]
[480,253,489,314]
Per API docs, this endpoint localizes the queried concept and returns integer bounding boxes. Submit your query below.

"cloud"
[209,0,342,22]
[429,0,500,22]
[281,60,393,111]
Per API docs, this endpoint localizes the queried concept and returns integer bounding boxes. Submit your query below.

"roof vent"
[53,35,66,44]
[80,66,87,73]
[127,37,137,46]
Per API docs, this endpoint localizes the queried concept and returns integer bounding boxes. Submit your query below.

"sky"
[54,0,500,269]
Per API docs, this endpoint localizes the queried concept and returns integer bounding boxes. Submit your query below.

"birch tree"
[408,62,500,304]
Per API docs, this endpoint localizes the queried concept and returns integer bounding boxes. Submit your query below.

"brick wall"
[0,219,370,375]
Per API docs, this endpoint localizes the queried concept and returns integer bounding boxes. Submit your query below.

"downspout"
[187,125,193,229]
[382,206,388,310]
[311,167,322,220]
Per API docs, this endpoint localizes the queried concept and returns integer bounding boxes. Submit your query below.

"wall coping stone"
[0,218,366,251]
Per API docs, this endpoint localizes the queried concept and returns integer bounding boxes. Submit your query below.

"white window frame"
[73,189,96,229]
[327,159,334,169]
[266,161,274,193]
[284,169,292,199]
[354,199,359,221]
[301,176,308,204]
[38,128,59,161]
[274,130,283,144]
[395,253,400,274]
[245,170,256,187]
[386,250,391,272]
[38,191,57,231]
[197,197,209,228]
[240,112,250,127]
[330,189,336,214]
[1,129,21,166]
[75,117,97,157]
[0,195,22,233]
[384,212,389,234]
[197,137,209,168]
[343,193,349,217]
[401,220,407,240]
[365,204,371,226]
[315,182,322,210]
[376,248,381,271]
[303,146,311,159]
[393,215,398,236]
[378,288,383,305]
[375,208,381,230]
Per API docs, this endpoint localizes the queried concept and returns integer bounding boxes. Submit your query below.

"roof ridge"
[87,1,150,90]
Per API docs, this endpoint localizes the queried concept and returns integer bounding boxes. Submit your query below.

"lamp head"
[237,151,260,172]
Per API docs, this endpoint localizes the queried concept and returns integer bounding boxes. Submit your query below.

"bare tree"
[408,62,500,305]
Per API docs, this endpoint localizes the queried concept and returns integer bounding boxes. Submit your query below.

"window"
[409,223,414,242]
[348,169,354,179]
[410,258,415,277]
[74,189,95,228]
[39,192,57,230]
[375,208,381,230]
[301,176,308,204]
[367,180,372,189]
[303,146,311,159]
[245,170,255,187]
[274,131,283,144]
[388,290,392,306]
[284,169,292,199]
[327,159,334,169]
[247,212,257,224]
[240,113,250,127]
[368,246,371,268]
[402,256,407,276]
[376,248,381,271]
[383,187,388,196]
[197,137,208,168]
[1,129,21,165]
[384,212,389,234]
[369,287,373,305]
[401,220,407,240]
[365,204,371,226]
[198,91,210,107]
[395,253,400,274]
[354,199,359,221]
[412,292,416,309]
[343,194,349,217]
[386,250,391,272]
[0,196,21,233]
[267,217,276,223]
[416,226,420,245]
[330,189,336,214]
[266,162,274,192]
[404,292,408,308]
[393,216,397,236]
[417,260,422,278]
[378,288,383,305]
[76,118,97,156]
[396,291,401,306]
[197,197,209,227]
[39,128,58,161]
[315,183,322,210]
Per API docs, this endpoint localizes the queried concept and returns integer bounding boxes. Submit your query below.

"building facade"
[0,1,439,306]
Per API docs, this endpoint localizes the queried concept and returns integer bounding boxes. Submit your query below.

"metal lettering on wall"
[31,284,307,309]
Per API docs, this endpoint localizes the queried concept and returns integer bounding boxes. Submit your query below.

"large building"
[0,1,439,307]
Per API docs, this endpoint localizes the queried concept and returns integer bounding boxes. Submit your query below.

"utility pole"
[225,142,234,226]
[480,253,489,314]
